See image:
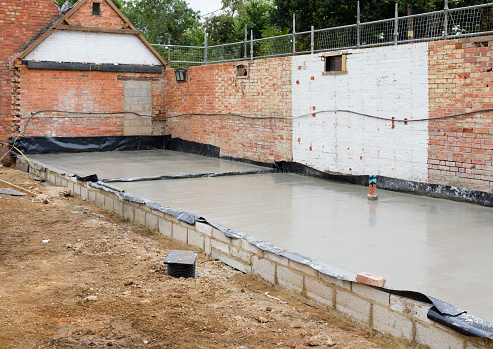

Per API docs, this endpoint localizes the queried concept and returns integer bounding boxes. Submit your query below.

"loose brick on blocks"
[356,272,386,287]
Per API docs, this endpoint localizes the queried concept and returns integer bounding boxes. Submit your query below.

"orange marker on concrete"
[368,175,378,200]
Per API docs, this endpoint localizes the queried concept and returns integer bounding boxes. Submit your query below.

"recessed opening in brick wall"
[322,51,348,75]
[236,64,248,78]
[92,2,101,16]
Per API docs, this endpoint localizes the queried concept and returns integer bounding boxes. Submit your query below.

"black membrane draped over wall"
[9,135,493,339]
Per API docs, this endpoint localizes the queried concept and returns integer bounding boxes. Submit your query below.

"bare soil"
[0,166,406,348]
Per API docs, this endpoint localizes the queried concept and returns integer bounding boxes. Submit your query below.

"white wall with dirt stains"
[292,43,429,182]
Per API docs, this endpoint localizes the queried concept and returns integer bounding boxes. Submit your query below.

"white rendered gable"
[25,31,161,65]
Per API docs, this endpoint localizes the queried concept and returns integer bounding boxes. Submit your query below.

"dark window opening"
[92,2,101,16]
[236,64,248,77]
[325,56,342,72]
[322,52,347,75]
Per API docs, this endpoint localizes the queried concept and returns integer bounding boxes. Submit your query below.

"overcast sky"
[187,0,223,17]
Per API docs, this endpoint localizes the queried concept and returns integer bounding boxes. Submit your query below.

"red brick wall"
[16,66,164,138]
[164,58,293,163]
[69,0,126,28]
[0,0,58,162]
[428,38,493,193]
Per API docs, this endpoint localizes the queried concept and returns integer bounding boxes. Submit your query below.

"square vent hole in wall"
[236,64,248,78]
[92,2,101,16]
[322,51,348,75]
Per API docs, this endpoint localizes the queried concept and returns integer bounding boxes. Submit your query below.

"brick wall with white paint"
[26,31,161,65]
[292,44,429,182]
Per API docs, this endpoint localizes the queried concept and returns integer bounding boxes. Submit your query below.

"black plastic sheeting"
[100,169,275,183]
[276,161,493,207]
[9,135,220,158]
[10,136,170,155]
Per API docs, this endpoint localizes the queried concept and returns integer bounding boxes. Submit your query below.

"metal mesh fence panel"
[447,5,493,37]
[159,3,493,65]
[249,34,292,59]
[315,25,357,51]
[208,42,246,63]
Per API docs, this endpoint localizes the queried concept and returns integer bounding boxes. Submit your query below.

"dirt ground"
[0,166,406,348]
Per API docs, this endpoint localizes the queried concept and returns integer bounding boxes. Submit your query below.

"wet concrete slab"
[29,150,265,179]
[29,150,493,322]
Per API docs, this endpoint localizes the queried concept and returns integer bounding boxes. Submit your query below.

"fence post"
[393,3,399,45]
[357,1,361,48]
[292,13,296,54]
[244,24,248,60]
[311,26,314,54]
[443,0,449,39]
[167,38,171,66]
[250,30,253,61]
[204,31,208,65]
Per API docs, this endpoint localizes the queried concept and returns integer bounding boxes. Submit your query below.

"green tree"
[121,0,201,45]
[272,0,490,32]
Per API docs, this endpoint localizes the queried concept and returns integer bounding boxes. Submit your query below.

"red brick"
[356,272,386,287]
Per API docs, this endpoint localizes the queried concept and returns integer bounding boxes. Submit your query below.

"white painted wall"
[292,43,429,182]
[26,31,161,65]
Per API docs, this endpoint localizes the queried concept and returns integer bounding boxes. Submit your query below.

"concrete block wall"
[428,36,493,193]
[164,58,293,163]
[22,160,493,349]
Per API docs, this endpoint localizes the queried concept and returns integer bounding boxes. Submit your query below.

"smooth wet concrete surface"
[29,150,265,179]
[30,150,493,322]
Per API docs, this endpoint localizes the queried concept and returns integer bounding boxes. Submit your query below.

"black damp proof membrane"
[9,135,220,158]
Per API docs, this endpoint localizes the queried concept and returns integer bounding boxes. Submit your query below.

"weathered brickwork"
[164,58,293,162]
[0,0,58,162]
[428,37,493,192]
[68,0,126,28]
[15,67,164,137]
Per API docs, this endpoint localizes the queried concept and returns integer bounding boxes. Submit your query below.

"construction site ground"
[0,166,405,348]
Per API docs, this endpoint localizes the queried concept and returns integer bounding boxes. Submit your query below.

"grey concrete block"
[123,203,134,221]
[188,229,205,250]
[305,277,334,308]
[60,178,68,187]
[211,239,229,255]
[415,323,464,349]
[212,228,231,244]
[80,186,89,201]
[113,199,124,216]
[158,217,172,238]
[146,212,159,231]
[277,266,304,294]
[252,256,276,285]
[88,189,96,203]
[104,196,115,212]
[211,250,251,274]
[336,290,371,325]
[372,305,413,342]
[95,193,105,208]
[230,246,251,264]
[241,241,263,256]
[173,223,188,244]
[264,251,289,266]
[135,208,146,226]
[73,183,81,196]
[289,260,318,277]
[390,295,432,324]
[196,222,212,236]
[352,282,390,306]
[164,213,179,223]
[319,272,351,290]
[204,236,212,255]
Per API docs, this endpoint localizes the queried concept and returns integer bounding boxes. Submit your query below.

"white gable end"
[26,31,161,65]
